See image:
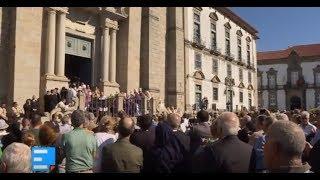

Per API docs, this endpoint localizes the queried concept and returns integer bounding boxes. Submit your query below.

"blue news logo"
[31,147,56,172]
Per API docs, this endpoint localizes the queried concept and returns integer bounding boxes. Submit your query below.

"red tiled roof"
[257,44,320,61]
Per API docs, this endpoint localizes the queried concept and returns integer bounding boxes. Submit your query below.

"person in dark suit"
[130,114,156,173]
[47,90,57,113]
[101,117,143,173]
[193,112,255,173]
[44,91,50,113]
[189,110,213,154]
[149,121,188,173]
[167,113,191,172]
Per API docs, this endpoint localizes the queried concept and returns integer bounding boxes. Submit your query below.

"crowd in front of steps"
[0,102,320,173]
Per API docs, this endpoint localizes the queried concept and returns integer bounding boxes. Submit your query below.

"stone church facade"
[0,7,258,112]
[257,44,320,110]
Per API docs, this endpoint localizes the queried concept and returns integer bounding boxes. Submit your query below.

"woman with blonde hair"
[93,116,118,172]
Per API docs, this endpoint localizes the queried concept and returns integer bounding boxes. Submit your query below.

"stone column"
[109,28,117,83]
[45,8,56,75]
[55,11,66,77]
[101,26,110,83]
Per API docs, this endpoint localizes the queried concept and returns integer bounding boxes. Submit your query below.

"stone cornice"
[46,7,69,14]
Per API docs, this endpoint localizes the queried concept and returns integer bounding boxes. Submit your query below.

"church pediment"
[236,30,243,37]
[247,84,254,90]
[193,71,205,80]
[238,82,245,88]
[209,12,219,21]
[211,75,221,83]
[224,22,231,29]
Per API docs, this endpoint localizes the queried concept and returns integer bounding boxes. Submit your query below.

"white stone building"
[257,44,320,110]
[184,7,259,111]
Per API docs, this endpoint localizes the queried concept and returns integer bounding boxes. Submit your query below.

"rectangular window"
[239,91,243,103]
[291,71,299,86]
[225,28,230,38]
[237,37,242,61]
[316,92,320,107]
[213,88,218,101]
[226,39,230,56]
[316,73,320,86]
[239,68,243,81]
[258,75,262,88]
[212,59,218,74]
[227,64,232,78]
[269,75,276,89]
[225,28,230,56]
[269,92,277,106]
[248,93,252,107]
[193,13,201,44]
[195,85,202,110]
[195,53,202,70]
[211,22,216,50]
[248,72,252,84]
[247,42,251,65]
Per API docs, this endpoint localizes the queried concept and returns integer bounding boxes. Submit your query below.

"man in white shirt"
[299,111,317,139]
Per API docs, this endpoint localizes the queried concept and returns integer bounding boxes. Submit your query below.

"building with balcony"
[257,44,320,110]
[184,7,259,112]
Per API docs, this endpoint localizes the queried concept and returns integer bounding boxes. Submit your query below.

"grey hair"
[1,143,31,173]
[217,112,240,137]
[267,121,306,157]
[301,111,310,119]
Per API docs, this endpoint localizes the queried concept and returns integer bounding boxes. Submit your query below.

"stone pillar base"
[186,104,193,114]
[100,81,120,96]
[42,74,70,90]
[39,74,70,113]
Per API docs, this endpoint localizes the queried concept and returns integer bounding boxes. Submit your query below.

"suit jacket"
[101,138,143,173]
[130,127,156,172]
[193,135,255,173]
[173,130,191,172]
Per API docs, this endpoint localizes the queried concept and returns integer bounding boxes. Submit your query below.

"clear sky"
[231,7,320,52]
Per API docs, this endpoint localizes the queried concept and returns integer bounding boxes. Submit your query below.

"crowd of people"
[1,100,320,173]
[44,83,153,121]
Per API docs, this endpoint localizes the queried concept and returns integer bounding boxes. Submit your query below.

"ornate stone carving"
[209,12,218,21]
[211,75,221,83]
[238,82,245,88]
[193,71,205,80]
[236,29,243,36]
[225,77,235,86]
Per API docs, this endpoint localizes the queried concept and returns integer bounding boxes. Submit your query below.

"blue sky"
[231,7,320,52]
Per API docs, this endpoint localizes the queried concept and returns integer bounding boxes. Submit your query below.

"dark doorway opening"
[65,54,92,85]
[290,96,301,110]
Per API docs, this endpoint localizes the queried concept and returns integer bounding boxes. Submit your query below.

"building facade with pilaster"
[257,44,320,111]
[184,7,259,112]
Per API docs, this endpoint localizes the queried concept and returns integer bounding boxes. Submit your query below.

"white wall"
[277,90,286,110]
[306,88,315,110]
[301,61,320,84]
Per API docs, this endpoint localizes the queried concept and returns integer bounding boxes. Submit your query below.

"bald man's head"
[217,112,240,138]
[167,113,181,130]
[118,117,135,138]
